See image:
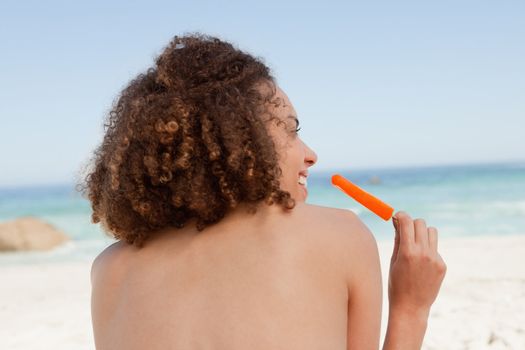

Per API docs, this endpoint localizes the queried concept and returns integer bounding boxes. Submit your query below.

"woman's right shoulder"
[297,203,380,279]
[298,203,375,241]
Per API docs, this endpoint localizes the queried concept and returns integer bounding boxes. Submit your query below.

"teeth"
[298,175,307,186]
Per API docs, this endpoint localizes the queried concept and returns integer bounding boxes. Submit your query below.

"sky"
[0,0,524,187]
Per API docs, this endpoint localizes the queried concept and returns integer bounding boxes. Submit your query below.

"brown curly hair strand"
[76,32,297,248]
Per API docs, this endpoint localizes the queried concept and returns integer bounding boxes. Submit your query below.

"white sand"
[0,262,93,350]
[1,234,524,350]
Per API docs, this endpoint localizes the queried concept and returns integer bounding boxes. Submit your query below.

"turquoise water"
[1,161,524,264]
[311,161,525,241]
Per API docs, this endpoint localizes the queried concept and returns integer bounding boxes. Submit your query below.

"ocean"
[1,161,524,265]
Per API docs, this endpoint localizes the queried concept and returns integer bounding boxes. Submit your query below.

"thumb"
[391,215,400,262]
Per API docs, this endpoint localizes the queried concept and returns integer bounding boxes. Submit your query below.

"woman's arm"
[343,211,446,350]
[382,211,447,350]
[383,307,429,350]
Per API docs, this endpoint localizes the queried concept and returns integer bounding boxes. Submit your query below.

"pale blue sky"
[1,0,523,187]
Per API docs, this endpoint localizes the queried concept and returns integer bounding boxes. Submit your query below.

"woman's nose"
[305,145,318,167]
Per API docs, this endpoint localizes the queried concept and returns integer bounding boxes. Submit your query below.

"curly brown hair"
[76,32,297,247]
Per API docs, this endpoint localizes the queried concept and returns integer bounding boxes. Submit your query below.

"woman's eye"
[295,126,301,133]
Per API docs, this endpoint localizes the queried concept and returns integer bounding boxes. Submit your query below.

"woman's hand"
[388,211,447,316]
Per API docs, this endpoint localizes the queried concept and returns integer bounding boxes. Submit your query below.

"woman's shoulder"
[90,203,379,284]
[292,203,379,262]
[90,239,131,288]
[288,203,380,291]
[297,202,373,239]
[297,202,356,219]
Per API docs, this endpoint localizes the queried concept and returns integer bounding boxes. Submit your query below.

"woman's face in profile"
[265,85,318,202]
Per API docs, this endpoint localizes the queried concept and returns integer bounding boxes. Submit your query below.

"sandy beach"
[1,234,524,350]
[379,234,525,350]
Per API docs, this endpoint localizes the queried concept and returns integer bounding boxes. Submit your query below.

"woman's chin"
[298,183,308,201]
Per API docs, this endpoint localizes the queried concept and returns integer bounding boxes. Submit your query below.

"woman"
[80,33,446,349]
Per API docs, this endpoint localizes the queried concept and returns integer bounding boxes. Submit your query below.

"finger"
[428,226,438,252]
[414,218,429,249]
[391,217,400,262]
[394,211,415,249]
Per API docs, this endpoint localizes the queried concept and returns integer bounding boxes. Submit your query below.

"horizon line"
[1,158,523,191]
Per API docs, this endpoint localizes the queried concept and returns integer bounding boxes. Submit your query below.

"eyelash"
[295,126,301,133]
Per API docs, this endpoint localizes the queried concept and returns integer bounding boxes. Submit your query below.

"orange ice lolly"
[331,174,394,221]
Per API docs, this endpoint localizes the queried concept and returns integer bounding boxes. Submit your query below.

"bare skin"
[91,83,446,349]
[92,202,380,349]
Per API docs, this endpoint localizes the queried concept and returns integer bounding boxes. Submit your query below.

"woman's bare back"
[91,202,378,350]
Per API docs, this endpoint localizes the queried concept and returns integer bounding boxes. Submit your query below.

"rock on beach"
[0,217,69,251]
